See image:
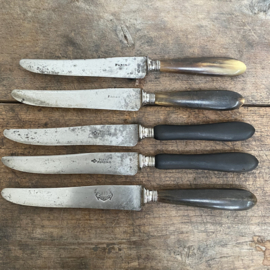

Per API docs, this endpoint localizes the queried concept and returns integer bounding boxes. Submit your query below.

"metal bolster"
[147,57,160,72]
[143,188,158,204]
[139,125,154,140]
[139,154,155,169]
[142,90,155,105]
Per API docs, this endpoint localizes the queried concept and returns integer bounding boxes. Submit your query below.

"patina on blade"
[11,88,142,111]
[4,124,139,146]
[20,57,147,79]
[1,153,139,175]
[1,186,142,210]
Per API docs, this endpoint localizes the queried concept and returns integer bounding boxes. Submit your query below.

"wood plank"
[0,104,269,269]
[0,0,270,104]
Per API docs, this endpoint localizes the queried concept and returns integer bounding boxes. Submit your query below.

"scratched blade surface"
[11,88,142,111]
[4,124,139,146]
[20,57,147,79]
[1,185,142,210]
[1,153,139,175]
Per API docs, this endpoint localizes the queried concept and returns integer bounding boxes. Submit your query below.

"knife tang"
[153,57,246,76]
[152,90,244,110]
[153,122,255,141]
[155,189,256,210]
[153,152,258,172]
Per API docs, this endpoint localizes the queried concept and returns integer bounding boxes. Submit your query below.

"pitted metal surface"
[2,152,139,175]
[12,88,142,111]
[4,124,140,147]
[20,57,147,79]
[1,185,142,210]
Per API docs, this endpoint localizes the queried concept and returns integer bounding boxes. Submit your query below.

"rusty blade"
[1,153,140,175]
[11,88,142,111]
[1,186,142,210]
[20,57,147,79]
[4,124,139,146]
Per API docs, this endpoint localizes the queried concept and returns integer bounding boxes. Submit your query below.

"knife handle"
[157,189,256,210]
[155,152,258,172]
[154,90,244,110]
[159,57,246,76]
[154,122,255,141]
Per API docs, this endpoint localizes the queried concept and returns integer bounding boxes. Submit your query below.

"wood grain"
[0,0,270,269]
[0,104,270,269]
[0,0,269,105]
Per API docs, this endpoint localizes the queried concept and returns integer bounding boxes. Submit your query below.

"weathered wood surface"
[0,105,270,270]
[0,0,270,269]
[0,0,270,105]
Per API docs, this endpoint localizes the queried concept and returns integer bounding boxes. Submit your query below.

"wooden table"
[0,1,270,269]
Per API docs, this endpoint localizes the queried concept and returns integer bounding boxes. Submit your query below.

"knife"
[19,57,246,78]
[3,122,255,146]
[1,152,258,175]
[1,186,256,211]
[11,89,244,111]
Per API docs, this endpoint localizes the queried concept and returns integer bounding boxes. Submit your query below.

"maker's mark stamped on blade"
[94,189,113,202]
[91,158,112,164]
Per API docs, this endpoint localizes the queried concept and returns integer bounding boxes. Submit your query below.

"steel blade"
[11,88,142,111]
[2,153,139,175]
[4,124,139,146]
[1,185,142,210]
[20,57,147,79]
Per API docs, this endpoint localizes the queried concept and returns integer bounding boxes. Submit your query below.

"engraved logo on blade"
[94,189,113,202]
[91,158,112,164]
[115,63,129,67]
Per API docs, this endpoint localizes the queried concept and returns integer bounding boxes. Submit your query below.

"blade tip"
[1,188,11,201]
[3,130,12,140]
[2,157,11,167]
[11,90,23,103]
[19,59,29,67]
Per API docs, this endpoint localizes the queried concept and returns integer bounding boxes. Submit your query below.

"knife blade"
[19,57,246,78]
[11,89,244,111]
[1,152,258,175]
[3,122,255,146]
[1,186,256,211]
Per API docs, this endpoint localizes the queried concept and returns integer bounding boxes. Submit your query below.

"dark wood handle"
[155,90,244,110]
[159,57,246,76]
[155,152,258,172]
[157,189,257,210]
[154,122,255,141]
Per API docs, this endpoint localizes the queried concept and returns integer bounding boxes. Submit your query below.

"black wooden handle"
[155,90,244,110]
[154,122,255,141]
[155,152,258,172]
[157,189,256,210]
[159,57,246,76]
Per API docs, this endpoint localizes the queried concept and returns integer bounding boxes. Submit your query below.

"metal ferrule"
[147,57,160,72]
[142,90,155,105]
[143,188,158,204]
[139,125,154,140]
[139,154,155,169]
